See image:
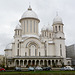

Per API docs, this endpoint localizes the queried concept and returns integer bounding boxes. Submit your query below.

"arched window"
[18,43,19,48]
[49,33,51,38]
[25,52,27,56]
[27,20,28,32]
[59,26,60,31]
[39,52,41,56]
[29,49,31,56]
[30,20,32,32]
[15,31,17,35]
[60,44,62,56]
[34,20,35,32]
[17,49,19,56]
[36,21,37,33]
[45,31,46,36]
[18,30,19,35]
[55,26,57,32]
[24,20,25,33]
[35,49,37,56]
[42,32,44,37]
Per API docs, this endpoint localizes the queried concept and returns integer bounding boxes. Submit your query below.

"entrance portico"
[6,56,65,67]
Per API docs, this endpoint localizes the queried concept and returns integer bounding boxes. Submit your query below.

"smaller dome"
[15,24,22,30]
[53,14,63,24]
[46,24,53,31]
[42,25,46,30]
[42,24,53,31]
[5,43,12,50]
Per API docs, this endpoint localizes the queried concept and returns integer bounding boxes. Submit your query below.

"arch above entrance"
[25,37,41,48]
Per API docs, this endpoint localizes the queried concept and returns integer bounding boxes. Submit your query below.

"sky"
[0,0,75,55]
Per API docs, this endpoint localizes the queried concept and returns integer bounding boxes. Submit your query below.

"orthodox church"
[4,5,71,67]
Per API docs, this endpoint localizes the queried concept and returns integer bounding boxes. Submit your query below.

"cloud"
[0,0,75,54]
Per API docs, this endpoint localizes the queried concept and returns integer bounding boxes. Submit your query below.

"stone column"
[23,60,24,67]
[54,60,56,67]
[39,60,40,66]
[43,60,44,66]
[14,60,16,67]
[57,60,60,67]
[27,60,28,66]
[35,60,36,66]
[31,60,32,66]
[47,60,48,66]
[70,61,72,65]
[19,60,20,66]
[50,60,52,67]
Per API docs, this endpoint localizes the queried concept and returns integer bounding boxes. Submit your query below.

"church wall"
[13,37,22,56]
[38,45,45,56]
[48,44,55,56]
[53,39,66,58]
[20,37,44,56]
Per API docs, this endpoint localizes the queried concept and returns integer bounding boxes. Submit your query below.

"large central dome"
[21,5,38,19]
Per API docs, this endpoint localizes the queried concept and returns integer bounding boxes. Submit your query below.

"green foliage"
[0,71,75,75]
[53,63,56,67]
[62,62,64,67]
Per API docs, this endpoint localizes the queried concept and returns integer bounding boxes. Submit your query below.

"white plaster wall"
[56,32,64,38]
[48,44,55,56]
[53,39,66,58]
[13,37,22,56]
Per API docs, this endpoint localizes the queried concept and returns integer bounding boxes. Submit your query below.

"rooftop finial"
[28,2,32,10]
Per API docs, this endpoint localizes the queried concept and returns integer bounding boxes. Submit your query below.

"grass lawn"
[0,71,75,75]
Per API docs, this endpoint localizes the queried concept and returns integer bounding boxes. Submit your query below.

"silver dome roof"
[53,14,63,24]
[5,43,12,50]
[21,5,38,19]
[15,24,22,30]
[42,24,53,31]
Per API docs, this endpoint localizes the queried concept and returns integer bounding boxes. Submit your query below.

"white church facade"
[4,6,71,67]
